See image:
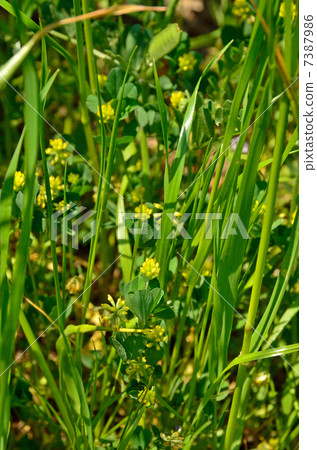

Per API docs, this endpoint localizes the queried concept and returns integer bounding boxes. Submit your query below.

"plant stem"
[73,0,99,180]
[139,128,150,198]
[81,0,97,92]
[224,99,289,450]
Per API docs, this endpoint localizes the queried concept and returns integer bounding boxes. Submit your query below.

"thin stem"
[81,0,97,92]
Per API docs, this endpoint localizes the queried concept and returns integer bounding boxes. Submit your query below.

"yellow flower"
[131,186,145,203]
[55,200,71,211]
[160,432,184,449]
[13,171,25,192]
[144,325,167,350]
[47,138,68,152]
[36,185,47,209]
[294,281,299,294]
[35,165,43,178]
[102,294,129,326]
[49,175,64,198]
[232,0,251,21]
[178,53,197,72]
[36,176,64,208]
[137,387,156,407]
[140,258,160,280]
[170,91,186,109]
[45,138,70,165]
[67,173,79,185]
[97,102,115,123]
[279,2,297,21]
[97,74,108,88]
[134,204,153,221]
[202,258,213,277]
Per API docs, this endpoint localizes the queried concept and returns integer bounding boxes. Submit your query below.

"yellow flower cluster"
[137,387,156,407]
[36,176,64,208]
[13,171,25,192]
[170,91,185,109]
[36,185,47,209]
[97,74,108,88]
[144,325,167,350]
[279,2,297,21]
[45,138,70,166]
[134,204,153,221]
[49,175,64,197]
[232,0,250,21]
[140,258,160,280]
[102,294,129,326]
[97,102,115,123]
[55,200,71,211]
[160,432,184,449]
[178,53,197,71]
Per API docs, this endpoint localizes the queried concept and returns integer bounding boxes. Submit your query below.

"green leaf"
[264,307,299,349]
[123,82,138,100]
[124,276,147,296]
[135,106,148,128]
[149,288,164,312]
[145,346,164,365]
[109,336,128,362]
[56,333,93,446]
[0,128,25,293]
[125,289,154,323]
[222,344,299,376]
[119,334,146,360]
[40,68,60,103]
[148,23,182,62]
[106,67,125,98]
[159,75,173,90]
[86,94,101,114]
[154,305,175,320]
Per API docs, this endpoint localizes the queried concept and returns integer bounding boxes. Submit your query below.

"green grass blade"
[117,176,133,283]
[0,128,25,299]
[251,213,299,352]
[0,50,39,448]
